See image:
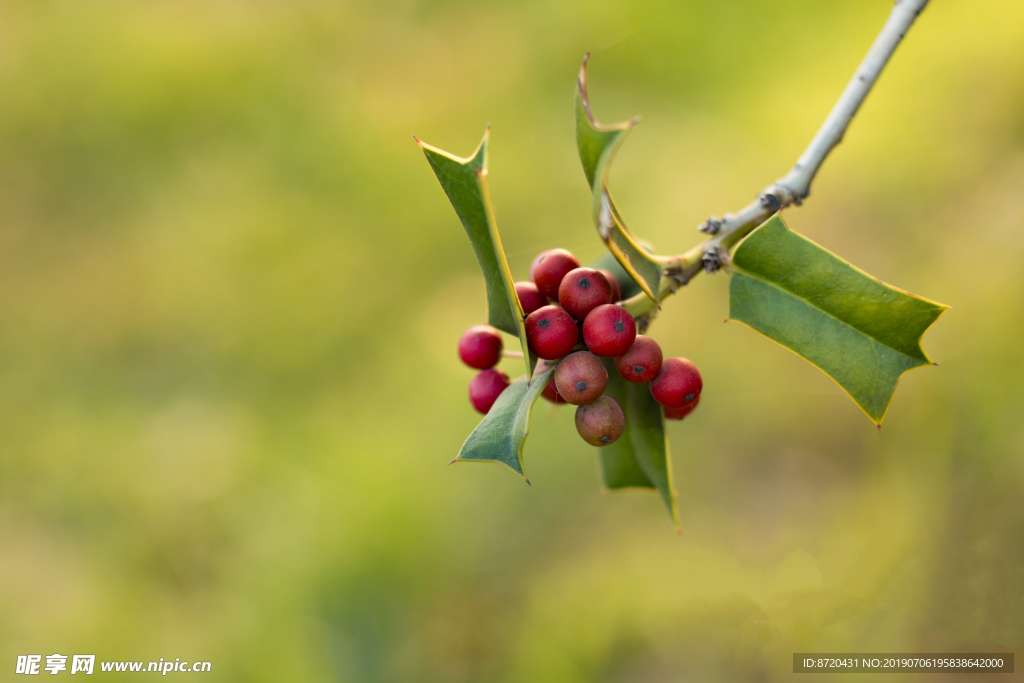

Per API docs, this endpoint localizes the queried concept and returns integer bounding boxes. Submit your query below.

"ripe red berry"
[650,357,702,408]
[554,350,608,405]
[525,305,578,360]
[458,325,503,369]
[514,281,548,316]
[613,335,663,383]
[575,396,625,446]
[468,368,510,414]
[558,267,612,321]
[664,396,700,420]
[541,375,566,404]
[582,304,636,357]
[598,269,621,303]
[530,249,580,300]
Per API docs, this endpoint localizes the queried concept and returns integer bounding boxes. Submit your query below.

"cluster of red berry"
[458,248,702,446]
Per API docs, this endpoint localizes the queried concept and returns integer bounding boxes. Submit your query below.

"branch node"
[702,248,722,274]
[698,217,723,235]
[759,191,781,213]
[668,269,690,289]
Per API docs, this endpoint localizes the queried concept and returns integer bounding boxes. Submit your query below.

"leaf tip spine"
[448,456,460,465]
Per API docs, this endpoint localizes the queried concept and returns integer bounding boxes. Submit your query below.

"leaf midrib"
[734,268,925,365]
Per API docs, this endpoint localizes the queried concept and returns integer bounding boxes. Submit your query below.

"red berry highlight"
[530,249,580,300]
[468,369,510,414]
[582,304,636,357]
[514,281,548,316]
[599,269,621,303]
[525,305,578,360]
[554,350,608,405]
[541,375,566,404]
[664,396,700,420]
[575,396,625,446]
[558,267,612,321]
[613,335,663,384]
[650,357,702,408]
[458,325,503,369]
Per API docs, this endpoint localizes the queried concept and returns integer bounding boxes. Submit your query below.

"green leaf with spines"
[454,367,555,482]
[417,128,535,380]
[575,56,664,304]
[599,359,679,528]
[728,213,948,424]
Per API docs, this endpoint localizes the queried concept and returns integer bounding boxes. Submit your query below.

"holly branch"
[417,0,945,526]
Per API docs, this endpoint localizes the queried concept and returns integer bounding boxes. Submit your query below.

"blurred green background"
[0,0,1022,681]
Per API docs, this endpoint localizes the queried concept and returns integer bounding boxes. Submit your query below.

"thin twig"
[622,0,930,319]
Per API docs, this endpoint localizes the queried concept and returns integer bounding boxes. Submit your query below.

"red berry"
[582,304,636,357]
[458,325,503,369]
[613,335,663,383]
[468,369,510,414]
[541,375,566,404]
[598,269,621,303]
[530,249,580,300]
[554,350,608,405]
[650,357,702,408]
[558,267,612,321]
[575,396,625,446]
[514,281,548,316]
[525,305,578,360]
[664,396,700,420]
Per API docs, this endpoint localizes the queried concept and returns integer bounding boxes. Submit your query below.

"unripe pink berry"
[530,249,580,300]
[558,267,612,321]
[541,375,566,404]
[650,357,702,408]
[598,269,621,303]
[458,325,503,369]
[613,335,663,383]
[575,395,625,446]
[582,304,636,357]
[664,396,700,420]
[514,281,548,316]
[554,350,608,405]
[525,305,578,360]
[468,369,510,414]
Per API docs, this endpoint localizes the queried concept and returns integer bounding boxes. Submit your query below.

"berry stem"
[623,0,930,318]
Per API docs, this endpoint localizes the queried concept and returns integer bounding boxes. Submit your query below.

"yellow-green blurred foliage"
[0,0,1022,681]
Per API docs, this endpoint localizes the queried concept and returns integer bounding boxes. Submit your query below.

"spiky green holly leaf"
[599,359,678,528]
[575,55,663,304]
[454,367,555,482]
[417,128,535,380]
[729,214,947,424]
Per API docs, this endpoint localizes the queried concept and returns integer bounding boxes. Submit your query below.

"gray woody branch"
[623,0,930,318]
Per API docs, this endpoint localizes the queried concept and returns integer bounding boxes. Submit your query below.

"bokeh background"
[0,0,1022,680]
